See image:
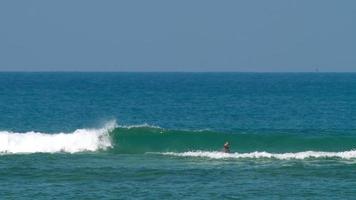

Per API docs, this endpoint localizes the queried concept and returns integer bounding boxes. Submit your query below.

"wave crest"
[118,123,162,129]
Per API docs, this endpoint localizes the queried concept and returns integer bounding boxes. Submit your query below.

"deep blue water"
[1,72,356,132]
[1,73,356,199]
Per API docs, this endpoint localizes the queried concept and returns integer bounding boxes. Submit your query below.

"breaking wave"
[0,121,117,154]
[2,121,356,160]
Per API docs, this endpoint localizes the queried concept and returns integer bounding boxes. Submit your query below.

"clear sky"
[0,0,355,72]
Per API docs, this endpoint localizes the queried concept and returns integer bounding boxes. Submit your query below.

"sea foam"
[118,123,162,129]
[160,150,356,160]
[0,121,117,154]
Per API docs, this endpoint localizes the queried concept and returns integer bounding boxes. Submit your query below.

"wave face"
[111,126,356,154]
[0,121,116,154]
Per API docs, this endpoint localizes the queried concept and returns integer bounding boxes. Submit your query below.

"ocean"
[1,72,356,199]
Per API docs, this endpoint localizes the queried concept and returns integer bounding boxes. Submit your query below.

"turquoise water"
[1,73,356,199]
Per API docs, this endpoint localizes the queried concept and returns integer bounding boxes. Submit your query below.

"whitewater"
[160,150,356,160]
[0,121,116,154]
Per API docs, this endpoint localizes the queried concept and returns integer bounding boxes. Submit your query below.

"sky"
[0,0,355,72]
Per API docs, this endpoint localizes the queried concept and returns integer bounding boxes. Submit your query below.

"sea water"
[1,72,356,199]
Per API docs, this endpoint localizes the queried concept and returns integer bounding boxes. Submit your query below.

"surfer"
[223,142,230,153]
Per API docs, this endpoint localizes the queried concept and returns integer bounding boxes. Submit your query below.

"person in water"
[223,142,230,153]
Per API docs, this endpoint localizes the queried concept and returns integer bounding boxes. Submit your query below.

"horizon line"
[0,70,356,73]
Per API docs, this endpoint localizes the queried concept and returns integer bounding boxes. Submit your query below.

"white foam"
[160,150,356,160]
[0,121,117,154]
[118,123,162,129]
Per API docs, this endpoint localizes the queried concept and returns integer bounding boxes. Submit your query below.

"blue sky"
[0,0,355,72]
